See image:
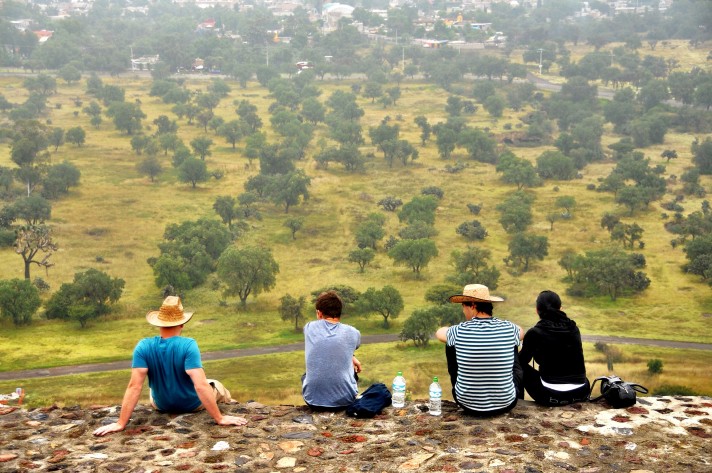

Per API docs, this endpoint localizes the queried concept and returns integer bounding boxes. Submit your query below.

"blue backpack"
[346,383,392,418]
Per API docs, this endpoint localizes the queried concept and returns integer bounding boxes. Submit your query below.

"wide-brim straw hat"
[146,296,194,327]
[448,284,504,303]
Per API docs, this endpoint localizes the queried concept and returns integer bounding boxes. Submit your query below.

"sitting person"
[93,296,247,436]
[518,290,590,406]
[302,291,362,410]
[436,284,523,416]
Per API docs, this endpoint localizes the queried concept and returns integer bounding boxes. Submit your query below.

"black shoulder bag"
[346,383,392,418]
[589,376,648,408]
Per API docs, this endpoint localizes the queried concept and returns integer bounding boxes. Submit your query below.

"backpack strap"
[589,376,611,402]
[628,383,649,394]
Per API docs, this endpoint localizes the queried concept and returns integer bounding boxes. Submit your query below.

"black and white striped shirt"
[447,318,521,412]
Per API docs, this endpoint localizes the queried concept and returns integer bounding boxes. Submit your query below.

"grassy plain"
[2,342,711,408]
[0,39,711,401]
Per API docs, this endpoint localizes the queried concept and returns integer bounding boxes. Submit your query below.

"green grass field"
[0,39,711,402]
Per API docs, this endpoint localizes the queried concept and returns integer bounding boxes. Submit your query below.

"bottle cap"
[397,371,403,376]
[433,377,438,383]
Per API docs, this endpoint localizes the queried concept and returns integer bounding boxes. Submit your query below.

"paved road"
[0,333,709,381]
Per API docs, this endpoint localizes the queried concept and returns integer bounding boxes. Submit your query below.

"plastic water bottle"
[429,377,442,416]
[392,371,406,408]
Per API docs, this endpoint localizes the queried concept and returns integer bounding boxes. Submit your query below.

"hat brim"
[146,311,194,327]
[448,294,504,303]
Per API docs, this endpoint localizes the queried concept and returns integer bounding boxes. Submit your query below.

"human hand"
[218,415,248,426]
[352,356,362,373]
[93,422,125,436]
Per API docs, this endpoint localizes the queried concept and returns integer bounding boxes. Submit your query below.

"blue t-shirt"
[132,336,203,412]
[302,319,360,407]
[447,318,521,412]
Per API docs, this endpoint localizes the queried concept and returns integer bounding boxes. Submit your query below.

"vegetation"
[1,0,712,403]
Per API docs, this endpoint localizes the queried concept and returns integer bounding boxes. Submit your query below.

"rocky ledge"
[1,396,711,473]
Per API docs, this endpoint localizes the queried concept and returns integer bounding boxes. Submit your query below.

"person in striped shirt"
[436,284,524,416]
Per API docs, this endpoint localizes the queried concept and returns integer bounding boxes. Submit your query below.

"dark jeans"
[522,363,590,406]
[446,345,523,417]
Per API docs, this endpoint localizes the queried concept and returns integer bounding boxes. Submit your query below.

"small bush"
[586,184,596,191]
[647,358,663,374]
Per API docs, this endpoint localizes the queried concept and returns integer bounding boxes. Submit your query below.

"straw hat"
[146,296,194,327]
[448,284,504,303]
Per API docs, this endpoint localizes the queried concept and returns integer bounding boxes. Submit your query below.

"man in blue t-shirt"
[93,297,247,436]
[436,284,524,416]
[302,291,361,409]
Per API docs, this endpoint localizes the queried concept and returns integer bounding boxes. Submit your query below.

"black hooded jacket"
[518,316,587,384]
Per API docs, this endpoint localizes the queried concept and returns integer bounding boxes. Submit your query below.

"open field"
[2,342,710,408]
[0,39,711,401]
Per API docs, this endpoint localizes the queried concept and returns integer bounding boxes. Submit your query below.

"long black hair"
[536,290,568,322]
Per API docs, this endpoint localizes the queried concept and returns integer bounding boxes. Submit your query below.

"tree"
[42,162,80,199]
[45,269,125,328]
[388,238,438,277]
[399,221,438,240]
[536,150,576,180]
[217,246,279,306]
[610,223,644,249]
[348,247,375,273]
[279,294,306,332]
[400,308,439,347]
[555,196,576,215]
[301,97,325,125]
[566,249,650,301]
[217,120,246,149]
[59,64,81,84]
[398,195,438,225]
[0,278,40,326]
[151,219,232,291]
[448,247,500,289]
[49,127,65,151]
[106,102,145,135]
[496,192,534,234]
[11,195,51,225]
[507,232,549,272]
[190,136,213,160]
[458,128,497,164]
[496,152,541,190]
[284,217,304,240]
[65,126,86,146]
[661,149,678,163]
[360,285,403,328]
[136,156,163,183]
[693,138,712,175]
[355,213,386,250]
[213,196,238,230]
[414,115,431,145]
[178,158,209,188]
[363,81,383,103]
[14,224,58,280]
[268,170,311,213]
[483,95,506,118]
[647,359,663,374]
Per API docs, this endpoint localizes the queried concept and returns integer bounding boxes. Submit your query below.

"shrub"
[647,358,663,374]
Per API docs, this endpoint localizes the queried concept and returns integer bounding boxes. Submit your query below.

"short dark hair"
[474,301,494,315]
[316,291,342,318]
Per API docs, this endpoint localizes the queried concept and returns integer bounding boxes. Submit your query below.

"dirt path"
[0,333,709,381]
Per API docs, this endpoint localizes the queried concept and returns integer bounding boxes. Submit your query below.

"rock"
[292,414,313,424]
[280,431,314,439]
[276,457,297,468]
[399,452,434,470]
[0,454,18,462]
[277,440,304,453]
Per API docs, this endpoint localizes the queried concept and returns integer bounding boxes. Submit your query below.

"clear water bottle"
[392,371,406,408]
[429,377,442,416]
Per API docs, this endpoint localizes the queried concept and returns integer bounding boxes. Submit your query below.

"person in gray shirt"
[302,291,362,409]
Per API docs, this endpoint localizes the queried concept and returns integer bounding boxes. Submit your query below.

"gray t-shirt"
[302,319,361,407]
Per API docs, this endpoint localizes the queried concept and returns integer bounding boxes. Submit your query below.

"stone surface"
[0,397,710,472]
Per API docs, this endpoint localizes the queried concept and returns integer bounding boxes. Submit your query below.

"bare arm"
[435,326,449,343]
[93,368,148,436]
[352,356,362,373]
[186,368,247,426]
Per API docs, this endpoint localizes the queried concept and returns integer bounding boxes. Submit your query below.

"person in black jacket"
[519,290,590,406]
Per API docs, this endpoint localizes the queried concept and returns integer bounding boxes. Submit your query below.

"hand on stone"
[92,422,125,436]
[218,415,248,426]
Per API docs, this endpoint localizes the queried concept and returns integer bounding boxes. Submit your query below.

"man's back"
[302,320,360,407]
[132,336,203,412]
[447,318,520,412]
